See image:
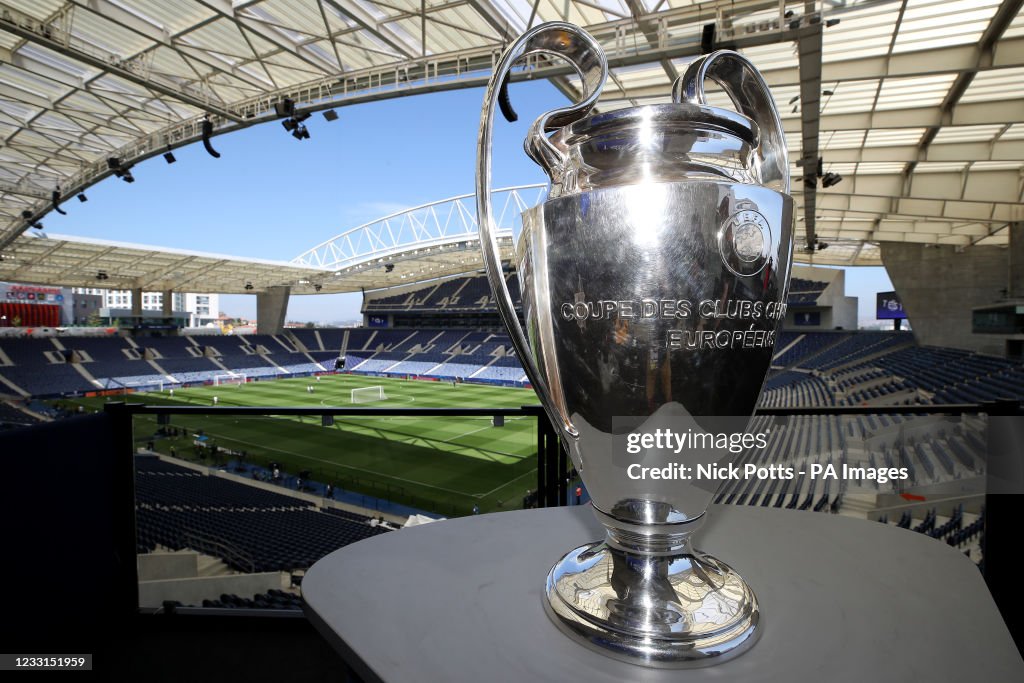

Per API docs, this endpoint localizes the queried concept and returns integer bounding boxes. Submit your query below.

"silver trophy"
[477,22,792,667]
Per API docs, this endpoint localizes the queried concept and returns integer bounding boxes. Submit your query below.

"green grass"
[61,374,541,516]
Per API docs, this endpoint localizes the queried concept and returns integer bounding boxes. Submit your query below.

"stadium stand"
[185,589,303,611]
[1,323,1021,398]
[786,278,828,305]
[135,455,390,572]
[0,401,41,429]
[363,274,521,313]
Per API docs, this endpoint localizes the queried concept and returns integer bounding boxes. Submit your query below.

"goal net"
[213,373,246,387]
[351,385,388,403]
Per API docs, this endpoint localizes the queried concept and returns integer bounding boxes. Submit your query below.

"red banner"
[0,302,60,327]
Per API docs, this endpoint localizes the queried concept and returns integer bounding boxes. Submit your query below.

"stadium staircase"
[771,333,806,367]
[69,362,104,390]
[0,373,29,397]
[782,334,853,370]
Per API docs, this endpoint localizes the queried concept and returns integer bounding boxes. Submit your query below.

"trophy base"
[544,540,760,668]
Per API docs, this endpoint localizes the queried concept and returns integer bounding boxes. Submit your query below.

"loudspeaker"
[157,414,170,425]
[492,415,505,428]
[322,415,334,427]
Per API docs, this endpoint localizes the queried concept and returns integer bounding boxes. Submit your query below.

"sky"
[39,79,891,326]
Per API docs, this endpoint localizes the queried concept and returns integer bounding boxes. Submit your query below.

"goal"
[213,373,246,387]
[351,385,388,403]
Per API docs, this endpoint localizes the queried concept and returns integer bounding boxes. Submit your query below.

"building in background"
[71,289,219,327]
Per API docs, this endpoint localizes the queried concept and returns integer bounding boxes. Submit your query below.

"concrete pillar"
[880,243,1008,355]
[161,290,172,317]
[131,288,143,317]
[1009,222,1024,298]
[256,286,290,334]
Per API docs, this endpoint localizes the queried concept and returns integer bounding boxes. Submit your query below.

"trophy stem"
[544,511,760,667]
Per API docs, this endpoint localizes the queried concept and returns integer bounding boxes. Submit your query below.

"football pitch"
[67,374,542,516]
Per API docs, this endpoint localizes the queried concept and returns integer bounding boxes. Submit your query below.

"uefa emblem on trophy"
[477,23,793,666]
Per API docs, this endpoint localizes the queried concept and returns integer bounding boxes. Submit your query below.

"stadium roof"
[0,186,526,293]
[0,231,330,293]
[1,0,1023,280]
[0,227,519,293]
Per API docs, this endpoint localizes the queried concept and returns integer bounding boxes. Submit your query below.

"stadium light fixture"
[283,112,311,140]
[107,157,135,183]
[274,98,296,118]
[163,147,176,164]
[20,210,43,229]
[821,172,843,188]
[77,193,87,202]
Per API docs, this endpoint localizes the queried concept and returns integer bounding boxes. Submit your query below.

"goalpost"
[213,373,246,387]
[350,385,388,404]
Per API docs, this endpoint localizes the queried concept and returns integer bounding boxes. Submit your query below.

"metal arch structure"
[294,184,545,290]
[0,0,1022,268]
[294,184,544,267]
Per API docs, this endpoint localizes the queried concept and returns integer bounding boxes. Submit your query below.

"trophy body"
[477,23,793,667]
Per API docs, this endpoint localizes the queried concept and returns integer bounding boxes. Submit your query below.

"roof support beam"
[818,139,1024,164]
[0,180,49,200]
[900,0,1024,183]
[134,255,198,289]
[783,98,1024,132]
[11,241,66,278]
[194,0,341,75]
[797,16,824,253]
[610,37,1024,99]
[321,0,419,59]
[70,0,272,90]
[0,2,241,122]
[814,192,1021,223]
[625,0,679,83]
[171,259,230,290]
[464,0,514,42]
[54,245,117,279]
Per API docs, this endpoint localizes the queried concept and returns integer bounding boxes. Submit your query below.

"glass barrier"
[52,393,1017,615]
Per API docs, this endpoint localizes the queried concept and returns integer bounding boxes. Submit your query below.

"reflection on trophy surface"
[477,22,793,667]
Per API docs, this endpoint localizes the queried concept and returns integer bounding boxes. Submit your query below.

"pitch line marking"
[190,430,476,497]
[477,468,538,499]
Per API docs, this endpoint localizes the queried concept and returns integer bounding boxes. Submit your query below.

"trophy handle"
[672,50,790,194]
[476,22,606,438]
